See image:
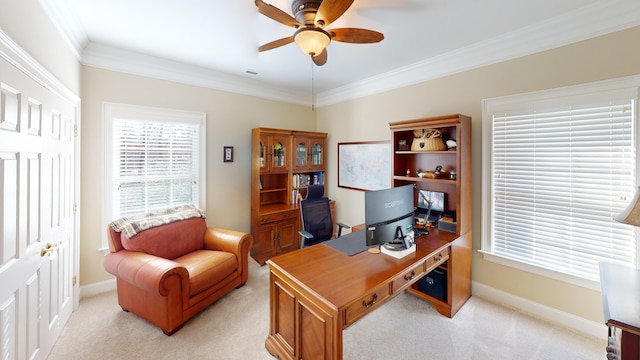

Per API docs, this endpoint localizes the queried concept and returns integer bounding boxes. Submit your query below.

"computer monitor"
[365,185,414,249]
[417,189,445,222]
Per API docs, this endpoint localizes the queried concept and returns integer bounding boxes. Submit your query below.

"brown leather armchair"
[104,217,253,335]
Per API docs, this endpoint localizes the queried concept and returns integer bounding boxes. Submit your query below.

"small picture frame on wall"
[223,146,234,162]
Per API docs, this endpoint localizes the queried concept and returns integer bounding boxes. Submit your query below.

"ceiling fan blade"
[315,0,354,27]
[329,28,384,44]
[312,49,327,66]
[259,36,294,52]
[255,0,301,28]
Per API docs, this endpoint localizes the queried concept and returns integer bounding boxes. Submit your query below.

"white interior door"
[0,44,78,359]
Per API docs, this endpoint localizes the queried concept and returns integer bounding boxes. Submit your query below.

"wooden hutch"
[389,114,472,318]
[250,128,327,265]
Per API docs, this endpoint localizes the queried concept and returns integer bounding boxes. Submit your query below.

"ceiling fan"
[255,0,384,66]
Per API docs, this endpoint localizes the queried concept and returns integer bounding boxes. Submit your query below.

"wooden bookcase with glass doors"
[250,128,327,265]
[389,114,472,318]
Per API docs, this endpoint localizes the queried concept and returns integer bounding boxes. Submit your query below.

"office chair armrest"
[298,230,315,248]
[336,222,350,237]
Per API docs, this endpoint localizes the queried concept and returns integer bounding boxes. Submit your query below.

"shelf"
[260,187,287,193]
[393,175,456,185]
[395,150,457,155]
[292,185,324,190]
[259,202,297,214]
[406,285,449,310]
[293,170,325,174]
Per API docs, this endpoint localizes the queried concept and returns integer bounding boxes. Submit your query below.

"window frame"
[102,102,206,249]
[481,75,640,290]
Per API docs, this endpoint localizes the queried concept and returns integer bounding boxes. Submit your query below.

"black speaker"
[417,267,447,302]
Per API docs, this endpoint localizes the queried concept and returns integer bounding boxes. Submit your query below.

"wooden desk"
[265,229,469,360]
[600,262,640,359]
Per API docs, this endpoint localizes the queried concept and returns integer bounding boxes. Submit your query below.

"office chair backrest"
[299,185,333,246]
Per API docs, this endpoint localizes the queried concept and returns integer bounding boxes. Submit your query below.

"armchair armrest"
[203,227,253,284]
[104,251,189,296]
[203,227,253,254]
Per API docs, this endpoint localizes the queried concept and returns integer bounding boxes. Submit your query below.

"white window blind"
[112,119,200,217]
[103,103,206,245]
[482,77,639,284]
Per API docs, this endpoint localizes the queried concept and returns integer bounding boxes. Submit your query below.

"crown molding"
[81,42,311,105]
[317,0,640,106]
[0,28,79,105]
[40,0,640,107]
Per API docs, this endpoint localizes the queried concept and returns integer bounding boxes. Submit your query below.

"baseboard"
[79,278,605,338]
[80,279,116,299]
[472,281,606,339]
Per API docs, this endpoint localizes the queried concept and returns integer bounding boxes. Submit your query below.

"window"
[103,103,206,246]
[481,76,640,288]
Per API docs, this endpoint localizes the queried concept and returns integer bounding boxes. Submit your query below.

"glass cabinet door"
[259,141,266,170]
[309,138,325,170]
[296,141,308,168]
[260,134,289,172]
[271,138,287,170]
[311,143,322,166]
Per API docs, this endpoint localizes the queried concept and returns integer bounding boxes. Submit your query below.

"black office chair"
[298,185,350,248]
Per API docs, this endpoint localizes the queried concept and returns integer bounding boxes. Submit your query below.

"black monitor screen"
[365,185,414,247]
[417,190,445,213]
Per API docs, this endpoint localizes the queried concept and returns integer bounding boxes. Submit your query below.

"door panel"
[0,49,77,360]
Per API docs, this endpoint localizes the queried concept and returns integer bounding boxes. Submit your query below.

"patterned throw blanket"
[110,205,205,238]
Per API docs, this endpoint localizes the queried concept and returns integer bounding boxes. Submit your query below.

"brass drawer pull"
[404,270,416,281]
[362,293,378,308]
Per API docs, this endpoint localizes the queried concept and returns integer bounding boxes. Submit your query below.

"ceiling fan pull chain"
[311,59,315,111]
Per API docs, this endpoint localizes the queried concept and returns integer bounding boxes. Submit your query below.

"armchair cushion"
[175,250,237,296]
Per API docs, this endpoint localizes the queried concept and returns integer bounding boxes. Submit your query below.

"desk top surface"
[600,262,640,334]
[267,229,457,309]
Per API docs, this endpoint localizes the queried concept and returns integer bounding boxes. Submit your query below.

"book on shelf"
[292,172,324,188]
[292,189,302,205]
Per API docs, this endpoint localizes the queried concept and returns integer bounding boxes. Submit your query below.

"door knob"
[40,241,61,257]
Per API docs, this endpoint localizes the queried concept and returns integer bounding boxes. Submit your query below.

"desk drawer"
[260,210,298,224]
[344,283,390,326]
[426,247,449,272]
[391,262,426,294]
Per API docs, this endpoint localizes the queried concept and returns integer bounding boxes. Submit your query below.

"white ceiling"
[40,0,640,105]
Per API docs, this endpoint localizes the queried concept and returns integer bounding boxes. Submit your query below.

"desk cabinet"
[252,208,299,265]
[390,114,472,318]
[269,268,336,360]
[265,230,457,360]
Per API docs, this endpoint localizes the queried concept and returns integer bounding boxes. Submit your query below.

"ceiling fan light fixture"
[294,28,330,56]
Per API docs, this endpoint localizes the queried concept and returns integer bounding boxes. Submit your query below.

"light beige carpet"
[48,258,605,359]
